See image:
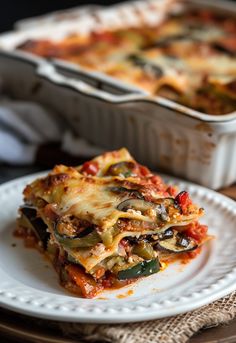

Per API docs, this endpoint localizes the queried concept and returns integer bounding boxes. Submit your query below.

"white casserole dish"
[0,0,179,48]
[14,5,101,31]
[0,0,235,189]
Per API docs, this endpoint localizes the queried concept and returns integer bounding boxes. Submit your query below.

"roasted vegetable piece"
[156,204,169,221]
[117,198,170,222]
[176,234,190,248]
[117,198,152,212]
[19,207,49,249]
[184,222,208,243]
[157,232,197,253]
[129,54,163,77]
[142,34,187,49]
[77,226,94,238]
[132,241,155,259]
[175,191,192,213]
[81,161,99,175]
[100,227,120,247]
[109,186,144,199]
[106,161,136,177]
[155,197,178,208]
[66,264,103,298]
[54,226,101,248]
[67,253,81,265]
[117,258,160,280]
[158,228,174,240]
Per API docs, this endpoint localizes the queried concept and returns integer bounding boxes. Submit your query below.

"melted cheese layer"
[23,148,204,272]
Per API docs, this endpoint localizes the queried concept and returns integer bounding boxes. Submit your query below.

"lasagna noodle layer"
[23,149,204,272]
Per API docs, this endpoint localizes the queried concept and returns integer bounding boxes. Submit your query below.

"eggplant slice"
[109,186,144,199]
[156,231,198,253]
[158,228,174,240]
[117,198,173,223]
[19,207,49,249]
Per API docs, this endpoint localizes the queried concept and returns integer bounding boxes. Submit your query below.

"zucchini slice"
[132,241,155,259]
[54,228,101,248]
[117,258,160,280]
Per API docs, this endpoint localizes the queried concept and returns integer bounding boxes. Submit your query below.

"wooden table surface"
[0,165,235,343]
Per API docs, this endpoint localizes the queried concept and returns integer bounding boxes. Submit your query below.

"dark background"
[0,0,126,32]
[2,0,236,33]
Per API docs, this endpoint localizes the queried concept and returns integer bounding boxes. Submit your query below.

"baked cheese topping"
[17,148,210,297]
[18,7,236,115]
[23,148,204,273]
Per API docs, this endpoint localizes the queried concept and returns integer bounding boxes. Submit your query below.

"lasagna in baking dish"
[18,7,236,115]
[16,149,209,298]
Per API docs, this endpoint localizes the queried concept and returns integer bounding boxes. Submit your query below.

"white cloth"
[0,97,104,165]
[62,131,104,157]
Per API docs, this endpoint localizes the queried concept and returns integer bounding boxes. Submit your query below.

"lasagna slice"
[18,8,236,115]
[16,148,209,298]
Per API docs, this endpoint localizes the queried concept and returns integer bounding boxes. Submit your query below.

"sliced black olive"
[109,186,144,199]
[117,258,160,280]
[128,54,163,78]
[106,161,136,177]
[156,231,197,253]
[19,207,49,249]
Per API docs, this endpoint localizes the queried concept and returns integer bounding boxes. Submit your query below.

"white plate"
[0,172,236,323]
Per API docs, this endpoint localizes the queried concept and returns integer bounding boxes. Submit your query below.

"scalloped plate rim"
[0,172,235,323]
